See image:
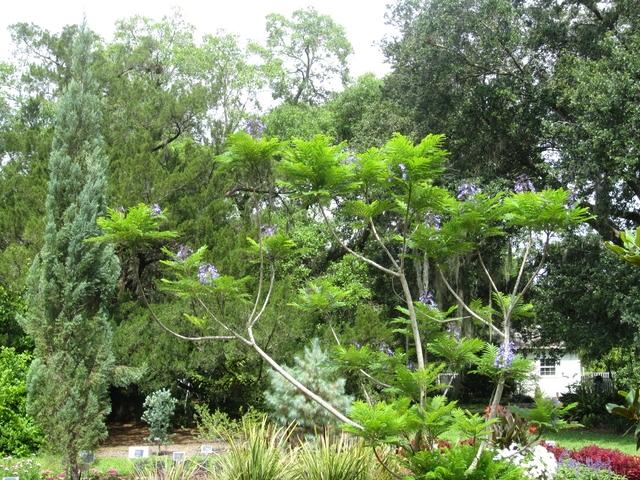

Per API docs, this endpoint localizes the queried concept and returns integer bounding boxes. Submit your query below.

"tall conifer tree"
[22,26,119,480]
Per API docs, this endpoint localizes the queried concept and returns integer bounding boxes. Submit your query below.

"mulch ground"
[97,422,226,458]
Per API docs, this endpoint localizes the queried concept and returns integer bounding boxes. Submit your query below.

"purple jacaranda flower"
[151,203,162,216]
[457,182,480,200]
[261,225,276,237]
[424,213,442,229]
[514,174,535,193]
[494,341,516,368]
[176,245,193,260]
[198,263,219,285]
[245,119,266,138]
[398,163,408,180]
[419,290,437,308]
[379,342,394,356]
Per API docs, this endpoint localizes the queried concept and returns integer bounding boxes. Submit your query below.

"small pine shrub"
[265,339,352,434]
[141,389,177,449]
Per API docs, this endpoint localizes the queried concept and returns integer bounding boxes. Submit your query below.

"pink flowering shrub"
[543,443,640,480]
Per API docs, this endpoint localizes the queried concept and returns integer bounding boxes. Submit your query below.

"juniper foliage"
[20,26,119,480]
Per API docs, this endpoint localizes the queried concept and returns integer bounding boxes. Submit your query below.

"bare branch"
[359,368,393,389]
[329,325,393,389]
[249,267,276,330]
[438,267,504,338]
[369,218,401,270]
[517,232,550,299]
[477,252,500,296]
[247,244,265,327]
[196,297,251,345]
[137,283,235,342]
[319,206,400,277]
[511,233,533,298]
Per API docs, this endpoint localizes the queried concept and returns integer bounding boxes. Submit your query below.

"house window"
[539,358,556,376]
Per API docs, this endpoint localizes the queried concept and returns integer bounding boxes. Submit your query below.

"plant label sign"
[200,444,214,454]
[172,451,185,462]
[3,477,19,480]
[79,450,95,463]
[128,446,150,459]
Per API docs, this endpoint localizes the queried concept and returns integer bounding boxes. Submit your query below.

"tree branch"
[369,218,400,270]
[136,277,235,342]
[438,267,504,338]
[319,206,400,277]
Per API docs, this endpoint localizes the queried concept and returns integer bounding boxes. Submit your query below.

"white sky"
[0,0,395,78]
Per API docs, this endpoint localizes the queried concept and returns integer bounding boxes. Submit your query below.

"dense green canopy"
[0,3,638,460]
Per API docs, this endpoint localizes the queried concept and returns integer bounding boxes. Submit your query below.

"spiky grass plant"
[291,434,376,480]
[132,457,201,480]
[216,417,294,480]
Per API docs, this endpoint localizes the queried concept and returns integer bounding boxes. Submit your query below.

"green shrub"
[194,404,266,441]
[194,404,233,440]
[561,380,623,430]
[291,434,375,480]
[0,347,43,456]
[556,463,626,480]
[141,389,177,450]
[406,444,526,480]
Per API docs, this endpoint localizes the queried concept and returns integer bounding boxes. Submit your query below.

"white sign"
[200,444,214,454]
[3,477,19,480]
[79,451,95,463]
[128,446,150,459]
[172,451,185,462]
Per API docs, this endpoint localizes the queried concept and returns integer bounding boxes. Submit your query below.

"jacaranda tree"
[94,133,588,475]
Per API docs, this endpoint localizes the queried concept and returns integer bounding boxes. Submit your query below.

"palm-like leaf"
[89,203,178,246]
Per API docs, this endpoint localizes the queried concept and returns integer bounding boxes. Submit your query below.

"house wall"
[526,353,582,398]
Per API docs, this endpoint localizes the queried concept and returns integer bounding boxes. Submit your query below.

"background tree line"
[0,0,639,444]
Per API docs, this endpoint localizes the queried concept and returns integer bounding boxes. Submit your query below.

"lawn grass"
[33,454,216,476]
[93,457,136,474]
[34,453,136,475]
[543,429,639,455]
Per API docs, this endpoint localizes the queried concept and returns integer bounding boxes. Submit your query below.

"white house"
[526,353,582,398]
